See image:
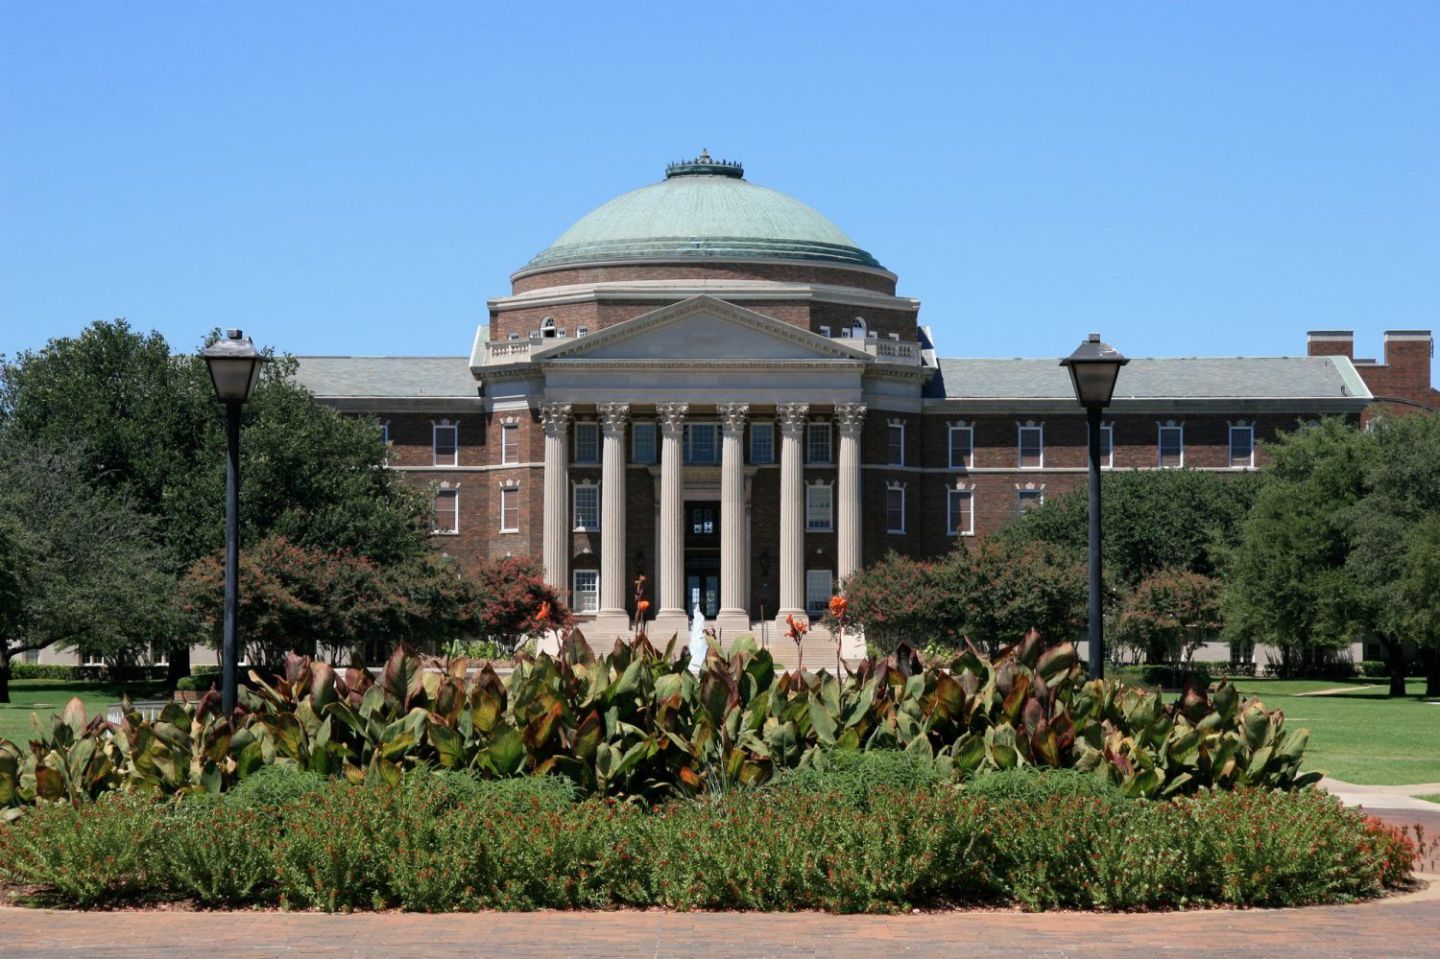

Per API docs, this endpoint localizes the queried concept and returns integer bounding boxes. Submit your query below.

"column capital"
[776,402,810,437]
[656,402,688,438]
[597,402,630,438]
[540,401,573,436]
[835,402,867,439]
[717,402,749,437]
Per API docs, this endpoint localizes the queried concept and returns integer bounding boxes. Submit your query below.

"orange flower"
[636,599,651,614]
[828,594,848,618]
[785,613,809,643]
[534,601,552,628]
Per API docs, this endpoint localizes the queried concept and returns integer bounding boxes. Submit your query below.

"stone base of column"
[588,611,633,645]
[714,610,751,640]
[650,610,690,647]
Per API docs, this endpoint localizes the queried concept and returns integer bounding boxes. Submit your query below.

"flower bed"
[0,770,1419,912]
[0,632,1317,811]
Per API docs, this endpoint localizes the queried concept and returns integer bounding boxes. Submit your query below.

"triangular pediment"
[530,296,872,364]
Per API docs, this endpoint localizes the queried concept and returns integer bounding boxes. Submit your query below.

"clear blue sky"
[2,3,1436,380]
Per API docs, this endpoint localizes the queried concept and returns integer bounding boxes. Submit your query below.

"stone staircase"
[566,621,863,673]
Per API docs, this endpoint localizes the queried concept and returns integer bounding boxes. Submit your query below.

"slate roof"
[925,356,1371,402]
[291,356,478,399]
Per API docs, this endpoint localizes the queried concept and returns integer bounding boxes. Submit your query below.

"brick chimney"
[1306,330,1354,359]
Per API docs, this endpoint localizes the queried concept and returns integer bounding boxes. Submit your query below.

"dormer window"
[851,316,867,339]
[540,316,557,339]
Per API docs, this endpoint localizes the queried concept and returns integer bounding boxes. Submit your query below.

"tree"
[1,320,434,680]
[1224,419,1374,678]
[997,470,1259,587]
[1347,413,1440,696]
[1115,569,1222,666]
[466,555,573,653]
[840,540,1085,656]
[0,445,179,702]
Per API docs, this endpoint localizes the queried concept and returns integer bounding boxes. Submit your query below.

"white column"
[596,403,630,631]
[540,402,572,595]
[776,403,809,619]
[717,403,749,633]
[835,403,866,585]
[654,403,688,638]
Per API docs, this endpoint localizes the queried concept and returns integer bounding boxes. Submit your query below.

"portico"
[526,295,880,642]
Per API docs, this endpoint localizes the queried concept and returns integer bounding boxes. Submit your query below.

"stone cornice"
[920,396,1372,415]
[511,256,899,286]
[489,279,920,314]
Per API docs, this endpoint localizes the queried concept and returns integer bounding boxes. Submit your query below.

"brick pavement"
[2,807,1436,959]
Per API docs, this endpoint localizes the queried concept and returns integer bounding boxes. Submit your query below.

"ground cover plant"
[0,632,1318,812]
[0,767,1419,913]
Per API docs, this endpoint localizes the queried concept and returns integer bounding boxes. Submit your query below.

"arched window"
[850,316,868,339]
[540,316,557,338]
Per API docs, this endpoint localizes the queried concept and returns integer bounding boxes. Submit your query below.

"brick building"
[282,153,1433,660]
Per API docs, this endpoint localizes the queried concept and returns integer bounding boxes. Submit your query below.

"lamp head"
[1060,332,1129,408]
[203,329,265,404]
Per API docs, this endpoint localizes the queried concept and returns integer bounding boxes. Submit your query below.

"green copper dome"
[522,152,883,272]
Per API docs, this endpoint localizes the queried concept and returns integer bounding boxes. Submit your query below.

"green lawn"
[1420,794,1440,805]
[0,679,168,745]
[1231,678,1440,786]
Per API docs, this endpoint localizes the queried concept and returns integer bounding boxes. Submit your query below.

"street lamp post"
[1060,333,1129,680]
[202,330,266,715]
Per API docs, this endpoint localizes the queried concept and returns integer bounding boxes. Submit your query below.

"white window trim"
[805,481,834,532]
[1100,422,1114,470]
[947,485,975,537]
[885,481,906,534]
[948,422,974,470]
[572,481,601,532]
[572,569,600,614]
[500,421,519,465]
[498,483,520,533]
[749,421,774,465]
[1158,422,1185,469]
[432,420,460,468]
[818,325,831,337]
[886,419,905,467]
[433,484,460,535]
[1017,422,1044,469]
[1228,423,1255,469]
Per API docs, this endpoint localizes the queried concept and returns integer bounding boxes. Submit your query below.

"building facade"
[289,153,1436,659]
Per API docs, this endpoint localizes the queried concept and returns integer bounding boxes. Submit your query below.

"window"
[948,424,973,469]
[683,423,719,464]
[500,423,519,465]
[818,325,831,337]
[508,332,520,341]
[1018,424,1043,469]
[689,505,716,536]
[1158,424,1184,468]
[433,423,458,467]
[572,570,599,613]
[1016,488,1043,515]
[499,487,519,532]
[749,422,774,465]
[806,484,833,531]
[82,650,105,667]
[948,488,974,536]
[1229,426,1254,468]
[806,421,832,464]
[434,488,459,534]
[577,325,590,337]
[573,483,600,530]
[805,569,834,616]
[631,422,657,465]
[378,420,389,447]
[1099,423,1114,469]
[850,316,868,339]
[573,422,599,464]
[886,485,906,533]
[540,316,556,338]
[887,421,905,466]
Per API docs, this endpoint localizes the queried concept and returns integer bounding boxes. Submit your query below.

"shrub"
[0,782,1418,913]
[1359,660,1390,678]
[224,764,327,810]
[774,750,946,809]
[963,767,1125,804]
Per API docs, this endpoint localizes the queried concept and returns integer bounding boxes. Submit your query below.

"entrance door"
[684,500,721,619]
